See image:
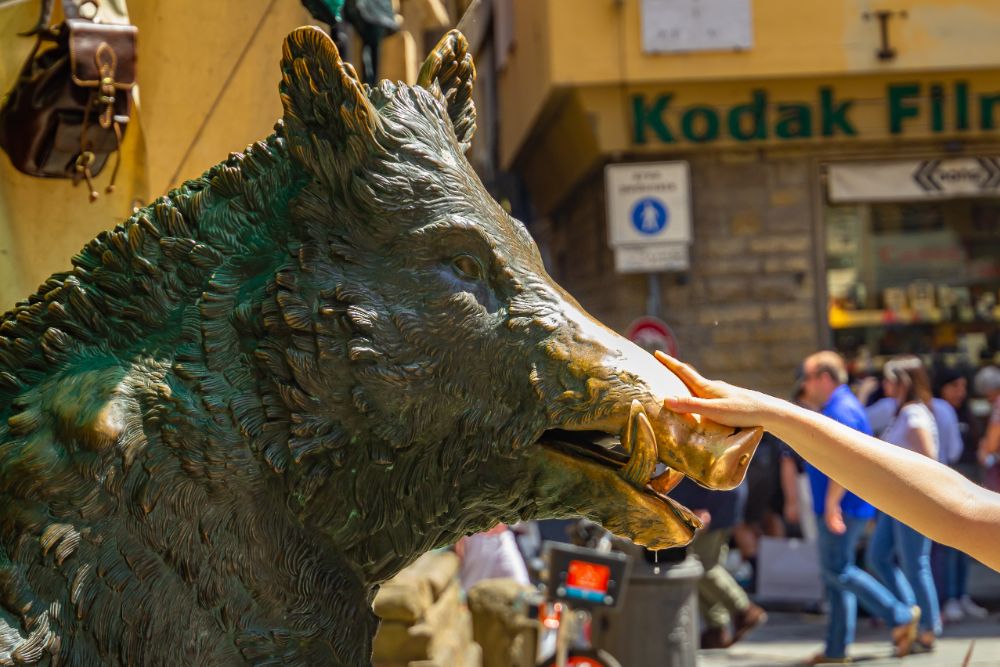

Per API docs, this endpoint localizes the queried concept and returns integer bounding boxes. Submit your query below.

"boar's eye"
[451,254,485,281]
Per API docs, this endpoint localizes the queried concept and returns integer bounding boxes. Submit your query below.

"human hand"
[855,376,880,405]
[980,449,998,469]
[694,509,712,528]
[824,506,846,535]
[655,352,784,430]
[784,501,800,526]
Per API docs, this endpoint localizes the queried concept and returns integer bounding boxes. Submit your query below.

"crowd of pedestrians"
[704,351,999,663]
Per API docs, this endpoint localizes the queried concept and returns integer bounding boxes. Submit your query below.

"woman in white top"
[858,357,943,649]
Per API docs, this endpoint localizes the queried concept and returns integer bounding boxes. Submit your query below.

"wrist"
[757,393,795,431]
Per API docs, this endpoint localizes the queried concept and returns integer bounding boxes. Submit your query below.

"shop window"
[826,198,1000,374]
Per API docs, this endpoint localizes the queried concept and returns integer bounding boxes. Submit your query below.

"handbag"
[755,535,823,604]
[0,0,137,201]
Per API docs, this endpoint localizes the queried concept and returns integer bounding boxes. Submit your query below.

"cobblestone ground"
[699,611,999,667]
[700,561,1000,667]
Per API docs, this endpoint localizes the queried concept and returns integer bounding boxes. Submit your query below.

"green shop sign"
[632,82,1000,145]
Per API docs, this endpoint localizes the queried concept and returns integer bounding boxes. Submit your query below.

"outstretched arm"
[655,352,1000,572]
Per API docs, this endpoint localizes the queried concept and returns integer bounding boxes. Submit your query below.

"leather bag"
[0,0,137,200]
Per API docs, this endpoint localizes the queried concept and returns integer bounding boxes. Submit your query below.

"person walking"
[933,367,989,623]
[730,431,787,594]
[976,366,1000,494]
[796,352,920,664]
[864,356,943,651]
[669,478,767,649]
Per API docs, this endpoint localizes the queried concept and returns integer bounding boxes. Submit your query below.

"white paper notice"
[641,0,754,53]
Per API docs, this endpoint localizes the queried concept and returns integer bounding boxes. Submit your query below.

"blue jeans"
[866,512,942,635]
[935,543,968,601]
[817,515,914,658]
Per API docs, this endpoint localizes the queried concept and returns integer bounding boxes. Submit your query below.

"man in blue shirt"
[799,352,919,664]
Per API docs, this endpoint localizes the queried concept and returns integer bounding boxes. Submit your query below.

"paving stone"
[698,611,1000,667]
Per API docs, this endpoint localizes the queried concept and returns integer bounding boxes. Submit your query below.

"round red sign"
[625,316,678,357]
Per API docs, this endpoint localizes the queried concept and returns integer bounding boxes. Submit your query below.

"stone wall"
[372,551,481,667]
[466,579,538,667]
[540,155,821,398]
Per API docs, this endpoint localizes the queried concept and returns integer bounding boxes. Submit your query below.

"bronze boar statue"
[0,27,761,665]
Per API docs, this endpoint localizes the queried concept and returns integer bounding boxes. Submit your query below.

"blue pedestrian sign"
[605,162,691,272]
[630,197,669,235]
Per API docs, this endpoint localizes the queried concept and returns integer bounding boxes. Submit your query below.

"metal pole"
[646,273,661,318]
[456,0,485,33]
[555,604,572,667]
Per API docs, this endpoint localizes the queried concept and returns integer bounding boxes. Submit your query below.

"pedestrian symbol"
[630,197,668,235]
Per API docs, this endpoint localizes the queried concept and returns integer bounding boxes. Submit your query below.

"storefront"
[825,157,1000,375]
[495,0,1000,394]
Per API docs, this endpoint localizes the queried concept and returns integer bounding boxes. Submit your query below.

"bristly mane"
[0,127,304,490]
[0,129,295,384]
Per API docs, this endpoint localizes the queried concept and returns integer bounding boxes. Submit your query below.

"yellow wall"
[0,0,313,309]
[496,0,552,171]
[548,0,1000,86]
[501,0,1000,167]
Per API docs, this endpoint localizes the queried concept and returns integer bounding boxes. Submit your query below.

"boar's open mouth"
[530,399,762,550]
[539,427,679,493]
[541,430,627,467]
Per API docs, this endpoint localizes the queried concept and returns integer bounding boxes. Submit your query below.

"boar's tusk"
[620,399,658,489]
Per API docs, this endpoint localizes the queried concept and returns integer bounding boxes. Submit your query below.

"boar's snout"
[581,325,762,491]
[528,296,763,549]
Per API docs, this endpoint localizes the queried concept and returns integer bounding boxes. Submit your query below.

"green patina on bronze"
[0,28,761,665]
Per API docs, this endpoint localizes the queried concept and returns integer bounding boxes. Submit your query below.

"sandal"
[892,606,921,657]
[915,630,936,652]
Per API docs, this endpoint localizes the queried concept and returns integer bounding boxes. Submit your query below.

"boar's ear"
[417,29,476,151]
[280,26,380,174]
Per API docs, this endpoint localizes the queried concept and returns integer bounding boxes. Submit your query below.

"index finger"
[653,351,720,399]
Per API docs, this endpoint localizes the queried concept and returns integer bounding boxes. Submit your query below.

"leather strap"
[67,20,137,89]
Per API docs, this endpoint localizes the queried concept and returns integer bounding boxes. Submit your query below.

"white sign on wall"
[641,0,754,53]
[605,161,692,273]
[614,243,690,273]
[828,157,1000,202]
